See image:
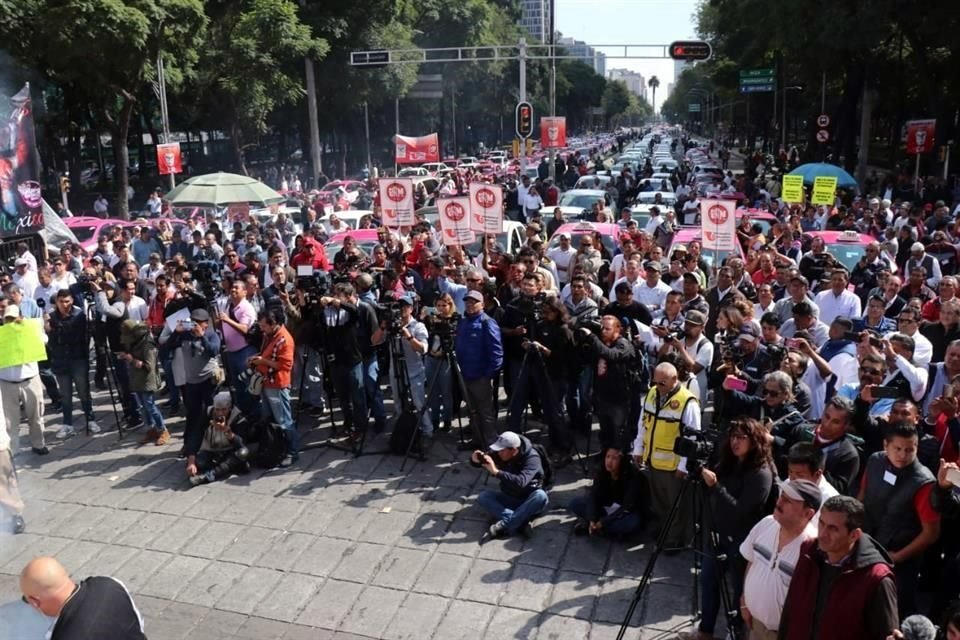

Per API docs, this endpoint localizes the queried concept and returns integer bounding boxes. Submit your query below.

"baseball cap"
[190,308,210,322]
[685,310,706,326]
[465,290,484,303]
[778,478,823,511]
[14,258,28,267]
[673,244,688,255]
[489,431,522,452]
[644,260,663,273]
[398,293,415,306]
[3,304,19,318]
[738,323,760,342]
[911,242,925,253]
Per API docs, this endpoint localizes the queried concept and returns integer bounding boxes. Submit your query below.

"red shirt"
[934,414,960,463]
[751,269,777,286]
[257,325,294,389]
[290,241,330,272]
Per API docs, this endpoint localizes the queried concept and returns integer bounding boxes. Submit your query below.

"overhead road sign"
[739,84,774,94]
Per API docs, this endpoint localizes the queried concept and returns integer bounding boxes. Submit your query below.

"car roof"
[552,221,620,237]
[804,230,869,244]
[326,229,381,245]
[563,189,607,196]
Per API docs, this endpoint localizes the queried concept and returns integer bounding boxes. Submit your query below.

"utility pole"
[451,84,457,157]
[304,57,322,187]
[548,0,557,181]
[519,38,528,178]
[394,98,400,176]
[363,101,372,176]
[156,54,175,191]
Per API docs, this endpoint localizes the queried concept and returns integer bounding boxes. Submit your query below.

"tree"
[0,0,208,218]
[647,75,660,117]
[602,80,631,124]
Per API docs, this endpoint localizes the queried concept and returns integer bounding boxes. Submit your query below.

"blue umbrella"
[787,163,858,188]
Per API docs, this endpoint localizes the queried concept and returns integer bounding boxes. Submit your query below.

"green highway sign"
[739,68,774,78]
[739,76,776,85]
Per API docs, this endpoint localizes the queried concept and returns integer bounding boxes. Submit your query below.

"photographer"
[500,273,544,404]
[657,309,713,405]
[93,279,147,426]
[716,323,771,395]
[568,447,644,538]
[632,362,700,550]
[424,294,459,433]
[186,392,251,486]
[320,283,369,444]
[694,417,776,640]
[388,294,432,442]
[46,289,99,439]
[472,431,549,541]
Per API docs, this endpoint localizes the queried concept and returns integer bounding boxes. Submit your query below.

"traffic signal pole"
[519,39,528,178]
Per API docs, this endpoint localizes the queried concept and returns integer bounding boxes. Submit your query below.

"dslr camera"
[295,265,330,306]
[673,426,722,475]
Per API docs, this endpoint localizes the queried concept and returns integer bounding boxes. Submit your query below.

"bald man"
[20,557,146,639]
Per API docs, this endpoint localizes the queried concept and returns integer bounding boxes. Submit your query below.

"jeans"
[566,368,593,433]
[699,536,745,635]
[53,360,95,427]
[292,344,325,408]
[477,488,549,535]
[361,356,386,428]
[390,364,431,435]
[893,554,921,618]
[425,357,453,427]
[160,348,181,407]
[568,495,644,536]
[596,401,630,451]
[135,392,166,432]
[331,361,367,431]
[183,378,215,456]
[463,377,498,446]
[262,387,299,455]
[38,361,61,404]
[226,345,260,416]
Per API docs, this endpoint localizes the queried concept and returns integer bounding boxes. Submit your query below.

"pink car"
[668,228,745,270]
[64,217,135,253]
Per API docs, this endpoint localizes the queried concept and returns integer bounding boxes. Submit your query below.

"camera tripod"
[617,469,743,640]
[86,303,123,438]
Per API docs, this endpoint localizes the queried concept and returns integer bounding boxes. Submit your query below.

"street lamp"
[782,85,803,150]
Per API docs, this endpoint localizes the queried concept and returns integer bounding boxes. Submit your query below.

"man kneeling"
[472,431,549,541]
[186,392,251,486]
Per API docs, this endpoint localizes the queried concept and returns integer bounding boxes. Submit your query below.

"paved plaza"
[0,391,698,639]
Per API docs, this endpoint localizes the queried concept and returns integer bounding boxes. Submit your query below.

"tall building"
[519,0,549,43]
[607,68,647,101]
[557,36,605,76]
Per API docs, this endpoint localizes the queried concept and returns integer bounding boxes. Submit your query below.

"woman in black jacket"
[690,417,775,640]
[568,447,644,537]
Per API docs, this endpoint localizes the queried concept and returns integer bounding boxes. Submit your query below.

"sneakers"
[155,430,171,446]
[481,520,507,544]
[278,454,298,468]
[140,428,158,444]
[55,425,76,440]
[86,420,101,435]
[189,470,215,487]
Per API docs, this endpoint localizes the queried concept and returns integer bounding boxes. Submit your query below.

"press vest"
[641,384,697,471]
[862,451,935,552]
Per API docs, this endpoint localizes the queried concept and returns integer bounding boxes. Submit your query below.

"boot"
[155,429,171,446]
[140,428,158,444]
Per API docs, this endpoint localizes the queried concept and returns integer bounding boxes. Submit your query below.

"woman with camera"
[685,417,776,640]
[424,294,459,433]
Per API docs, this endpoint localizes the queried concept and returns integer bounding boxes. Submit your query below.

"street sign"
[669,41,712,62]
[739,76,777,85]
[739,69,775,78]
[515,101,533,139]
[817,114,830,128]
[816,129,830,143]
[688,103,701,113]
[739,84,774,94]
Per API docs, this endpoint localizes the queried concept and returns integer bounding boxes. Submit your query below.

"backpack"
[532,443,554,490]
[388,411,421,456]
[254,422,288,469]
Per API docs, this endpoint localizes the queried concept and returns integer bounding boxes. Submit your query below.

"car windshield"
[71,225,97,242]
[559,193,602,209]
[825,242,866,271]
[548,231,614,255]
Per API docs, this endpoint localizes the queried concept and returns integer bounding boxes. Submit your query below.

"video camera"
[76,273,97,300]
[381,300,406,334]
[673,426,723,476]
[191,259,223,299]
[295,265,330,306]
[425,310,460,350]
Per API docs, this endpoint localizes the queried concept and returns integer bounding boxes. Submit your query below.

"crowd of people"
[3,129,960,639]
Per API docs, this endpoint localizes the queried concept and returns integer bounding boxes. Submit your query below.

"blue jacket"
[455,311,503,380]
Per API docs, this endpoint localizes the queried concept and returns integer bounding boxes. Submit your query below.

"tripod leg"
[294,347,309,429]
[400,359,444,472]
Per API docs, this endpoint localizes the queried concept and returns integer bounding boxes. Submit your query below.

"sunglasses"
[762,388,782,397]
[860,367,882,376]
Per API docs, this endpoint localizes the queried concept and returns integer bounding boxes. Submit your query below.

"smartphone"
[946,386,955,399]
[872,386,901,399]
[785,338,800,348]
[180,320,195,330]
[947,467,960,487]
[726,377,748,392]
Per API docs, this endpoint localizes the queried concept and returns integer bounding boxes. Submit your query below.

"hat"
[213,391,232,409]
[190,308,210,322]
[673,244,688,255]
[685,309,706,325]
[398,293,415,306]
[738,323,760,342]
[91,255,104,264]
[557,232,570,240]
[465,290,484,303]
[620,234,635,243]
[527,222,542,233]
[14,258,28,267]
[778,478,823,511]
[936,200,946,208]
[3,304,19,318]
[489,431,522,452]
[644,260,663,273]
[910,242,925,253]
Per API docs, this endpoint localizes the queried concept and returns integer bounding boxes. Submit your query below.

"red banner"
[0,84,44,237]
[905,119,936,155]
[157,142,183,175]
[395,133,439,164]
[540,117,567,149]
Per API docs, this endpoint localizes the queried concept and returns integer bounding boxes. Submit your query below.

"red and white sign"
[699,198,737,252]
[539,117,567,149]
[905,119,936,154]
[394,133,440,164]
[816,129,830,143]
[378,178,415,228]
[438,196,475,246]
[468,182,503,234]
[816,114,830,128]
[156,142,183,175]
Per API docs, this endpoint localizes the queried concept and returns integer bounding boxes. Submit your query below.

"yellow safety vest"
[641,384,697,471]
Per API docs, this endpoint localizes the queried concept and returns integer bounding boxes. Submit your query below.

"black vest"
[862,451,935,552]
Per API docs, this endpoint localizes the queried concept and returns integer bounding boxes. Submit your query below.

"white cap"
[489,431,521,451]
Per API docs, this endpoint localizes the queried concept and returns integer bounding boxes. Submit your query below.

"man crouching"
[472,431,549,542]
[186,392,251,486]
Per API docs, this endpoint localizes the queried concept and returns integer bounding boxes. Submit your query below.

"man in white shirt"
[0,303,48,456]
[608,259,644,300]
[644,207,662,236]
[885,308,932,366]
[546,233,578,285]
[12,259,39,300]
[50,258,77,291]
[33,268,61,307]
[906,242,942,289]
[633,261,672,314]
[739,479,822,639]
[15,243,37,273]
[814,269,861,326]
[93,194,109,216]
[874,332,929,402]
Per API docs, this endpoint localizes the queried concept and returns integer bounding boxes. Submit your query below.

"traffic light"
[515,101,533,138]
[60,175,70,193]
[669,40,712,62]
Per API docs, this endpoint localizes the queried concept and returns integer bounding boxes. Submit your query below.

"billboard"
[0,84,44,237]
[394,133,440,164]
